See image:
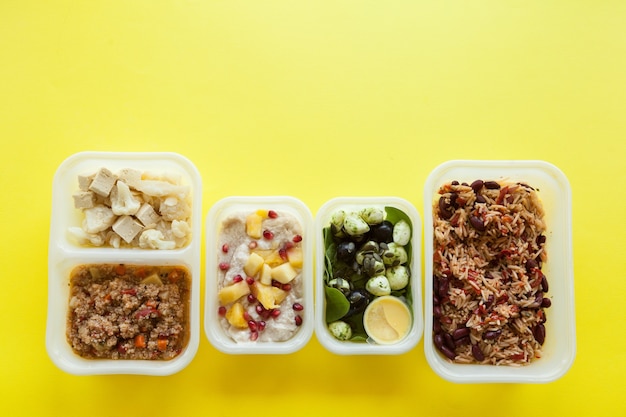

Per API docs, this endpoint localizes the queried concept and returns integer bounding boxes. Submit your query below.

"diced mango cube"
[271,262,298,284]
[225,302,248,328]
[256,209,269,218]
[287,246,303,268]
[246,213,263,239]
[218,280,251,305]
[244,252,265,277]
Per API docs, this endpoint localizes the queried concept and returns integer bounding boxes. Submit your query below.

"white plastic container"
[315,197,423,355]
[205,196,314,354]
[423,160,576,383]
[46,151,202,375]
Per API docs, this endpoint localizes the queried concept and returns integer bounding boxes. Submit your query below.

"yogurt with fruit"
[216,209,305,343]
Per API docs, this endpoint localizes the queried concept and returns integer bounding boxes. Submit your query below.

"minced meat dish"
[67,264,191,360]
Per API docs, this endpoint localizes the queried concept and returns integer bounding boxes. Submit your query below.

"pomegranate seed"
[268,210,278,218]
[246,276,255,285]
[244,311,252,321]
[263,230,274,240]
[248,320,258,332]
[258,321,266,331]
[270,309,281,318]
[271,280,282,288]
[218,306,227,316]
[282,283,292,291]
[279,248,288,260]
[284,241,295,250]
[292,234,302,243]
[250,331,259,341]
[218,262,230,271]
[256,304,265,315]
[221,243,229,253]
[295,315,303,326]
[233,275,243,283]
[248,241,258,249]
[293,302,304,311]
[247,294,256,303]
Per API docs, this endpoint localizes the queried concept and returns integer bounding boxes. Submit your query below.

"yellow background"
[1,0,624,416]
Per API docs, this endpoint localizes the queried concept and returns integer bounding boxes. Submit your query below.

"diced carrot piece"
[134,334,146,348]
[114,264,126,275]
[157,338,168,352]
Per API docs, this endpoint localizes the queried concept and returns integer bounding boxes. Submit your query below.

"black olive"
[369,220,394,243]
[344,289,371,317]
[336,241,356,261]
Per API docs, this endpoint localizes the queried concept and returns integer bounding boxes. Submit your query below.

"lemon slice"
[363,296,411,345]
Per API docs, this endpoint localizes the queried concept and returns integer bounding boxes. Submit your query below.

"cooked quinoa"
[67,264,191,360]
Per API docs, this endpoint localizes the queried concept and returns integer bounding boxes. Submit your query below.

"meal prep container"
[205,196,314,354]
[315,197,423,355]
[423,160,576,383]
[46,151,202,375]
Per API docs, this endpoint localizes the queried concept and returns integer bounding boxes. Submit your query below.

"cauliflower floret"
[171,219,191,239]
[159,196,191,221]
[138,229,176,250]
[82,204,117,233]
[110,181,141,216]
[135,180,189,199]
[68,227,105,246]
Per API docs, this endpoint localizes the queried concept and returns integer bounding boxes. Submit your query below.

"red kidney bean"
[433,305,442,318]
[434,334,444,350]
[452,327,470,340]
[475,195,486,204]
[438,344,457,360]
[443,333,455,351]
[438,276,449,299]
[471,179,484,193]
[454,336,470,347]
[484,180,501,189]
[533,323,546,345]
[525,258,538,273]
[483,329,502,340]
[469,215,486,231]
[438,196,454,220]
[472,344,485,361]
[541,298,552,308]
[433,293,440,306]
[433,319,442,334]
[536,234,546,245]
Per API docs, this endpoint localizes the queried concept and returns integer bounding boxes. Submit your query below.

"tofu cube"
[117,168,142,189]
[112,215,144,243]
[89,167,117,197]
[135,202,161,228]
[72,191,96,209]
[78,173,94,191]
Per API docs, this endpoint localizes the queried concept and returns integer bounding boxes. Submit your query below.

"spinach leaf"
[325,286,350,322]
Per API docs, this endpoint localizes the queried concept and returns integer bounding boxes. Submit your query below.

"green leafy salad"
[322,206,413,342]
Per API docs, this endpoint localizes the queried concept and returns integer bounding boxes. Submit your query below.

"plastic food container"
[423,160,575,383]
[315,197,423,355]
[205,196,314,354]
[46,151,202,375]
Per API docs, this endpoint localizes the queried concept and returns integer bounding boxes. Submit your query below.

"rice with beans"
[432,179,550,365]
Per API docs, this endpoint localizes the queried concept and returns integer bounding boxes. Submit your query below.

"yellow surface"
[1,0,625,415]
